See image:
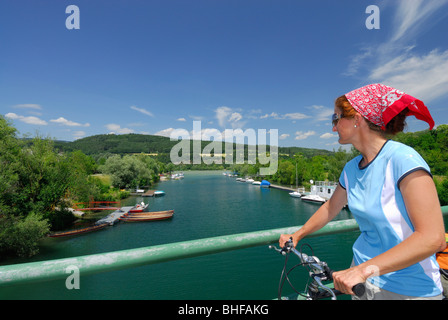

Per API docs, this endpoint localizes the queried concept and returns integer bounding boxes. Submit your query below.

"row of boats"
[230,173,337,205]
[49,202,174,238]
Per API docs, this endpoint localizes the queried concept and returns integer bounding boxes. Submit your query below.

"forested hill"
[53,124,448,176]
[54,133,334,158]
[55,133,177,154]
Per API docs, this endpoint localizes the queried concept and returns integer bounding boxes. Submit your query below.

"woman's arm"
[333,170,446,295]
[279,184,347,248]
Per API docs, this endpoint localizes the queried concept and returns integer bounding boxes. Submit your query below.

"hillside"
[54,133,334,158]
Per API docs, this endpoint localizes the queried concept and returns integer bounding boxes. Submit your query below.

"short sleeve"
[338,155,362,190]
[391,145,431,188]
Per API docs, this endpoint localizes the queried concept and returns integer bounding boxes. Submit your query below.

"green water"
[0,171,359,300]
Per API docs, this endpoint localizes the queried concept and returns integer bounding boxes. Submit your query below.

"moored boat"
[126,209,174,216]
[301,181,337,204]
[129,202,148,213]
[260,180,271,188]
[48,223,108,238]
[289,191,302,198]
[119,210,174,222]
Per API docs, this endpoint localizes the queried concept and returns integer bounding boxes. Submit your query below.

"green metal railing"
[1,206,447,287]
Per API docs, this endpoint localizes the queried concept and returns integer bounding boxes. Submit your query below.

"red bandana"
[345,84,435,130]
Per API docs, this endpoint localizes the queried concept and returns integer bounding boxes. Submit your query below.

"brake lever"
[269,238,294,255]
[268,245,288,255]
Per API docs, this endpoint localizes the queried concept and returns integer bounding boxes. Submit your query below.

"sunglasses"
[332,113,345,127]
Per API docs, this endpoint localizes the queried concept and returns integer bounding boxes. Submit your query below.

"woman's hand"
[332,265,372,295]
[279,234,298,248]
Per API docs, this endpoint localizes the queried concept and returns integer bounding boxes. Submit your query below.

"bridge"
[0,206,447,289]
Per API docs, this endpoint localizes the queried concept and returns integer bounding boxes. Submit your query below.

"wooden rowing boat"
[119,211,174,222]
[48,223,108,238]
[125,210,174,216]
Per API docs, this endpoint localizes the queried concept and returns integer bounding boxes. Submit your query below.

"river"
[1,171,360,299]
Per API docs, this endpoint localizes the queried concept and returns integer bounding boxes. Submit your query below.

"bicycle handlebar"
[271,238,366,298]
[326,269,366,297]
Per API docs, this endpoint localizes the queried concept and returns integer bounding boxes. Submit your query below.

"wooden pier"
[142,190,155,197]
[95,206,134,225]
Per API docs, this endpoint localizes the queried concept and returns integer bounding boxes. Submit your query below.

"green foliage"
[0,116,112,257]
[99,154,161,189]
[0,213,50,257]
[394,125,448,176]
[435,178,448,206]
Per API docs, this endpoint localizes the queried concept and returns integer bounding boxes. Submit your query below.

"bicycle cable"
[276,243,315,300]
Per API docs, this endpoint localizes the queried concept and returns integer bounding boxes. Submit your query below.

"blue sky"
[1,0,448,150]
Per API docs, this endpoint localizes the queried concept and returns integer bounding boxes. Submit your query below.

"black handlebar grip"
[351,283,365,297]
[327,267,366,297]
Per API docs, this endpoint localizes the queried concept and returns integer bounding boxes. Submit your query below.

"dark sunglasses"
[332,113,345,127]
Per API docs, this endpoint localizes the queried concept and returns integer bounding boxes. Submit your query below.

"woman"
[279,84,446,300]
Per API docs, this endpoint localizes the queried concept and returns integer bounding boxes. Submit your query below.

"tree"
[0,117,55,256]
[100,155,156,189]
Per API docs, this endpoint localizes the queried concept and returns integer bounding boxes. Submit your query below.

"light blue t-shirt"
[339,140,442,297]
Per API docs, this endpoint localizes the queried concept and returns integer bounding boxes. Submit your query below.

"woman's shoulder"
[386,140,422,159]
[386,140,430,173]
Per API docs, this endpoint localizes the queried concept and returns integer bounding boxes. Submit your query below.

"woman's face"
[332,107,355,144]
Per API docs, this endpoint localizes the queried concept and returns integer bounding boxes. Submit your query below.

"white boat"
[129,202,149,213]
[301,194,327,203]
[171,173,184,180]
[289,191,302,198]
[154,190,165,196]
[289,187,305,198]
[246,178,254,183]
[252,181,261,185]
[301,181,337,204]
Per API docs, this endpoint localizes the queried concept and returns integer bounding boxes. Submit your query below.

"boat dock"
[269,184,295,192]
[95,206,134,226]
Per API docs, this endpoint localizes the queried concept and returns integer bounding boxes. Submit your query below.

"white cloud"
[155,128,190,139]
[320,133,337,139]
[73,131,86,140]
[283,112,309,120]
[229,112,243,122]
[309,105,334,122]
[215,106,245,128]
[50,117,90,127]
[279,133,290,140]
[391,0,448,43]
[192,128,223,141]
[130,106,154,117]
[177,118,186,122]
[345,0,448,103]
[294,130,316,140]
[368,49,448,102]
[260,111,310,120]
[344,48,373,77]
[105,123,134,134]
[5,112,47,125]
[13,104,42,110]
[260,112,279,119]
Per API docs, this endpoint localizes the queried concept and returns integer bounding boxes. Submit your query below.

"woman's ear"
[354,112,363,127]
